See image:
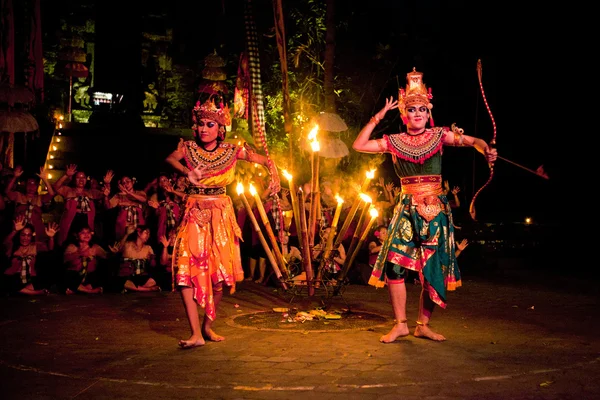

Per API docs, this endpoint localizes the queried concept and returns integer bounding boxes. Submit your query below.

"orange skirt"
[172,194,244,320]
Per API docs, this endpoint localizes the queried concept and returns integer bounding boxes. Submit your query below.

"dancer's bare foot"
[202,328,225,342]
[65,288,75,295]
[178,336,205,349]
[380,321,410,343]
[414,323,446,342]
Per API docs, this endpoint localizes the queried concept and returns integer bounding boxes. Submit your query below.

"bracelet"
[369,115,381,125]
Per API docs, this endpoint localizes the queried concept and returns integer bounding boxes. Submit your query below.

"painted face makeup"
[407,106,428,113]
[197,121,217,129]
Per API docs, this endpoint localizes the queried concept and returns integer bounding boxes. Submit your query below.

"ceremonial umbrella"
[300,133,349,159]
[0,109,39,168]
[311,112,348,133]
[303,111,350,159]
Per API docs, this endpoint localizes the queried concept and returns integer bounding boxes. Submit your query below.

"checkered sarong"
[19,256,33,284]
[80,256,93,277]
[122,206,139,226]
[76,196,92,213]
[124,258,146,275]
[162,202,177,231]
[24,202,34,224]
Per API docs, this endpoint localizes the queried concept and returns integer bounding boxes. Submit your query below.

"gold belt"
[401,175,442,196]
[186,186,226,195]
[400,175,443,222]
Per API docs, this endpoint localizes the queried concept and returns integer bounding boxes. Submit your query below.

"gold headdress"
[192,97,231,127]
[398,68,434,125]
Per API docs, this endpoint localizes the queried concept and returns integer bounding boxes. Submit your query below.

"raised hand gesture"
[373,96,398,122]
[13,165,24,177]
[159,235,169,248]
[45,222,59,238]
[385,181,395,193]
[126,225,136,236]
[456,238,469,252]
[118,182,130,195]
[37,166,49,181]
[13,215,26,231]
[65,164,78,177]
[108,241,122,253]
[103,170,114,185]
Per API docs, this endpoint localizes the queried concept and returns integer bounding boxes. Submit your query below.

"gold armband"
[451,123,464,146]
[376,138,386,152]
[370,115,381,125]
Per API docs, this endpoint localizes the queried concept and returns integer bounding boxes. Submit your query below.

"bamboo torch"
[307,125,320,246]
[336,193,372,284]
[298,187,315,296]
[332,169,376,250]
[282,170,303,256]
[346,208,379,278]
[334,206,379,296]
[316,194,344,280]
[249,184,290,279]
[237,183,287,290]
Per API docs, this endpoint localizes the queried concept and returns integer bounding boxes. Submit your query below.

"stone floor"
[0,266,598,400]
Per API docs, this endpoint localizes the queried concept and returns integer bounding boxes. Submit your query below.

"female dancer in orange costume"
[166,98,280,348]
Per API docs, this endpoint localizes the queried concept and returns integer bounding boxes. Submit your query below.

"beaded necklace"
[386,127,444,163]
[184,141,238,178]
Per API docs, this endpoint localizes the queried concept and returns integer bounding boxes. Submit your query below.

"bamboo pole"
[298,187,315,296]
[332,169,375,250]
[336,195,372,284]
[249,184,290,279]
[237,183,287,290]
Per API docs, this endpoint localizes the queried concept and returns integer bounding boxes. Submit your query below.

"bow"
[469,59,497,221]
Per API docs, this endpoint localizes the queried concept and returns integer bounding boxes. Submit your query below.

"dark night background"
[42,0,564,225]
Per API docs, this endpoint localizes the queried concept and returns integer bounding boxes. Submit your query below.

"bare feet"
[178,336,205,349]
[380,321,410,343]
[65,288,75,295]
[202,328,225,342]
[414,324,446,342]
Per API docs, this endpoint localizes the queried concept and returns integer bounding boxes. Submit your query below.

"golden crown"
[398,68,433,123]
[192,98,231,127]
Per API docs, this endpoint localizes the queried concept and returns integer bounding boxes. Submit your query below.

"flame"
[358,193,372,203]
[366,169,376,179]
[249,184,257,196]
[282,170,292,181]
[310,139,320,152]
[335,194,344,204]
[369,207,379,218]
[236,182,244,195]
[308,125,319,141]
